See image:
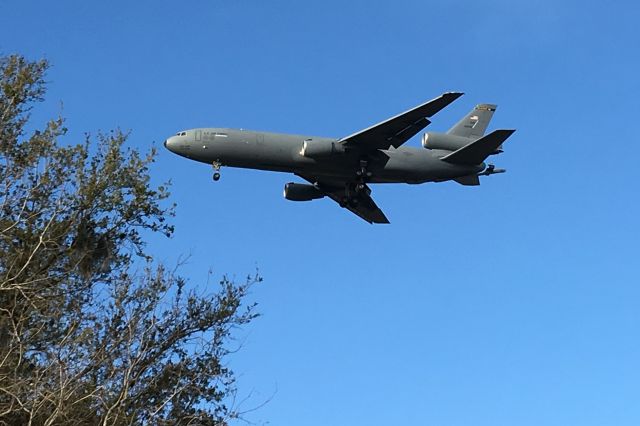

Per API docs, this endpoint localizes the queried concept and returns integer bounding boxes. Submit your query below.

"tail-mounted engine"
[421,132,473,151]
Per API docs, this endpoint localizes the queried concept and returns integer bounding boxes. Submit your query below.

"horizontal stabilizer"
[441,129,515,165]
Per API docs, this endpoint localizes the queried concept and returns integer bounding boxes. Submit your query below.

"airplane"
[164,92,515,224]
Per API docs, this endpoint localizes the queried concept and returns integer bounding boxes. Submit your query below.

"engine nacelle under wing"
[300,139,345,158]
[283,183,325,201]
[422,132,473,151]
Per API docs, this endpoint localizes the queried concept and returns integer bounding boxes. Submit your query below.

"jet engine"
[421,132,472,151]
[283,183,325,201]
[300,139,345,158]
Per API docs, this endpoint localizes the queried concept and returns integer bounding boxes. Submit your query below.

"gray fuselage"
[165,128,483,184]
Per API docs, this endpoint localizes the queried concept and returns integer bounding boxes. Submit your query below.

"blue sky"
[2,0,640,424]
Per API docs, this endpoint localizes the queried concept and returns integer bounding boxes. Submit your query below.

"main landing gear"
[212,161,222,181]
[355,160,372,180]
[354,160,371,194]
[339,182,372,208]
[340,160,372,207]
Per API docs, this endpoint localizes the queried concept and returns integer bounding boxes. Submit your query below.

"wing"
[296,174,390,224]
[339,92,463,151]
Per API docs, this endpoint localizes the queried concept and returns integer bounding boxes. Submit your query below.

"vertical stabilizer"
[447,104,497,139]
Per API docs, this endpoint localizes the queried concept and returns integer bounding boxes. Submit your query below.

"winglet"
[441,129,515,165]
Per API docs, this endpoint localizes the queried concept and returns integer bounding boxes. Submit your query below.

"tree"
[0,54,260,425]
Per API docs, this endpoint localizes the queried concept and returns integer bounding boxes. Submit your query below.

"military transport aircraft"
[164,92,515,223]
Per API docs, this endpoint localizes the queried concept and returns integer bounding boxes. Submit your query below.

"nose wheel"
[212,161,222,181]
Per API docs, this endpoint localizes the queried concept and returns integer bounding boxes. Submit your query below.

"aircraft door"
[195,130,202,142]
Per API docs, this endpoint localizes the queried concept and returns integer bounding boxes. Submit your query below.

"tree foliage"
[0,54,260,425]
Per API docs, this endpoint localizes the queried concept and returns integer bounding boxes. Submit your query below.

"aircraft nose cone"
[164,136,178,153]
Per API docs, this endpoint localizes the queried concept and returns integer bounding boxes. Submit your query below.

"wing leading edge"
[296,174,390,224]
[339,92,463,151]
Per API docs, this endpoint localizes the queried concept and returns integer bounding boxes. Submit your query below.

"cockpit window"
[176,131,188,136]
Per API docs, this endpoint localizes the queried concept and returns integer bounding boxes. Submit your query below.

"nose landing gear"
[212,161,222,181]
